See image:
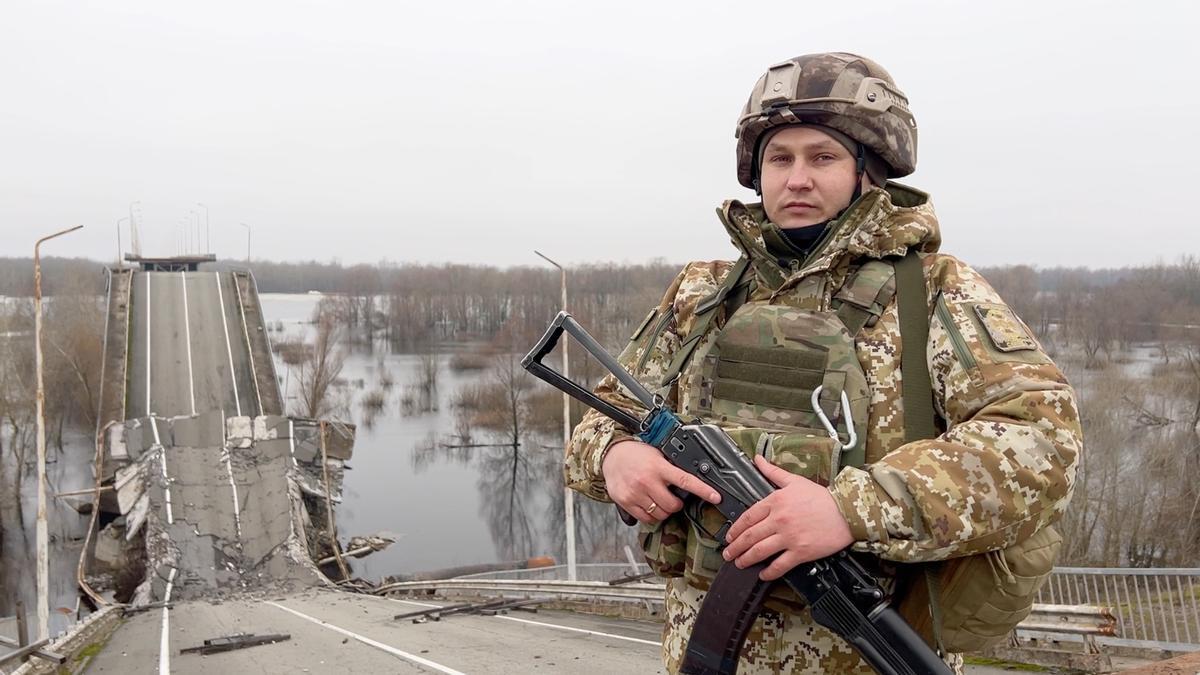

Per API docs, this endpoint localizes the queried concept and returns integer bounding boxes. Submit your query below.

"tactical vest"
[639,255,899,608]
[637,249,1060,650]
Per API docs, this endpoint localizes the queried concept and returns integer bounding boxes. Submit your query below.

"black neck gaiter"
[780,222,828,254]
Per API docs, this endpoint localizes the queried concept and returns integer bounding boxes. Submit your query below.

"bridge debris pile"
[85,413,369,605]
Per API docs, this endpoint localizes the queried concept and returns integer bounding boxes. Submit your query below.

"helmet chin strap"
[850,143,867,203]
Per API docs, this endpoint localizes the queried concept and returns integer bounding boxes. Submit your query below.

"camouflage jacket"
[564,183,1082,563]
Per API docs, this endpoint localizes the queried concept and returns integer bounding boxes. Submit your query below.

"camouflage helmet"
[735,52,918,190]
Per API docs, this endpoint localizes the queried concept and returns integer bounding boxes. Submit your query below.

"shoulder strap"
[659,257,751,388]
[894,250,938,444]
[894,249,948,655]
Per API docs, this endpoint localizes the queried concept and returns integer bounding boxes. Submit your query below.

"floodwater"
[259,294,636,582]
[0,426,94,637]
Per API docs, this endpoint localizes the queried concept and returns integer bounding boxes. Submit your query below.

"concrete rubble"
[84,413,382,606]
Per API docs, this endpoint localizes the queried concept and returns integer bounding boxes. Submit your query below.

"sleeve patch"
[973,303,1037,352]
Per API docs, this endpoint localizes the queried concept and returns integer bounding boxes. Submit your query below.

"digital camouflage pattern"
[564,182,1083,673]
[736,53,919,188]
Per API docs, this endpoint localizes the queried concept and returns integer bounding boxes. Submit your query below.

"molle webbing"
[713,345,824,411]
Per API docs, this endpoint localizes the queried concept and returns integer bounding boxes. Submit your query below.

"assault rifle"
[523,312,950,675]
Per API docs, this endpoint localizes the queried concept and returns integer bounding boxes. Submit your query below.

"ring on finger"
[646,502,658,515]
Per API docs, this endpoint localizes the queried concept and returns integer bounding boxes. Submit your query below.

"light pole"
[534,250,577,582]
[116,217,129,267]
[240,222,250,264]
[34,224,83,641]
[197,203,209,253]
[192,210,201,254]
[128,201,141,257]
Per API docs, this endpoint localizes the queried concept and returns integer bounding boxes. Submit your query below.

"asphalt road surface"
[85,590,667,674]
[126,271,262,420]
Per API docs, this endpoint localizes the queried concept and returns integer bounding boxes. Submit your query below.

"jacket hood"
[717,182,941,286]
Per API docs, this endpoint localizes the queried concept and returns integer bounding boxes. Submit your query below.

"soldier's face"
[760,127,860,229]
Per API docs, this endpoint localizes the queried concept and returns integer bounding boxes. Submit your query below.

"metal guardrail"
[456,563,651,583]
[378,578,666,603]
[1037,567,1200,652]
[454,564,1200,653]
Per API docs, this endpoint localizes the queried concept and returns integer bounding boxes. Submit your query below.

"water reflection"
[261,293,637,580]
[413,353,558,561]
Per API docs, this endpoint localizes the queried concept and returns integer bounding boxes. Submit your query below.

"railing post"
[15,599,29,663]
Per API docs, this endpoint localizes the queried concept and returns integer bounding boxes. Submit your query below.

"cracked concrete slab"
[115,463,145,515]
[107,423,128,462]
[225,416,253,447]
[255,439,291,461]
[253,415,288,441]
[292,436,319,464]
[170,410,225,448]
[124,415,332,606]
[124,418,155,459]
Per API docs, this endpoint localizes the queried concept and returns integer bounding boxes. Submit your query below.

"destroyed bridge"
[10,262,669,675]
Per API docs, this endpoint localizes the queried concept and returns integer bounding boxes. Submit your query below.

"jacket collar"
[716,182,942,292]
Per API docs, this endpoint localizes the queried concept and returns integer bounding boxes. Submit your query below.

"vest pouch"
[897,525,1062,652]
[765,432,839,486]
[639,514,689,578]
[689,302,870,450]
[724,426,840,485]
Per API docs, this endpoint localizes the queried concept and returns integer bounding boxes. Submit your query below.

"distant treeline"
[0,257,108,296]
[5,256,1200,346]
[256,260,685,350]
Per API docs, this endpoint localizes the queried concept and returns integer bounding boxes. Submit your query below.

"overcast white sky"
[1,0,1196,269]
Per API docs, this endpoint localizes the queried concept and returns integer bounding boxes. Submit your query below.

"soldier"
[565,52,1082,673]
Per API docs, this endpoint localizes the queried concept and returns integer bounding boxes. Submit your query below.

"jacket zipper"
[935,293,977,372]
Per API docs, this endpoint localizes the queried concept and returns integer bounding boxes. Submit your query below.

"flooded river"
[259,293,636,582]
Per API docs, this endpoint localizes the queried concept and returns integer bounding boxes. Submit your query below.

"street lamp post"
[192,211,201,254]
[197,203,209,253]
[534,250,577,582]
[116,217,129,267]
[240,223,250,264]
[34,224,83,641]
[128,201,140,257]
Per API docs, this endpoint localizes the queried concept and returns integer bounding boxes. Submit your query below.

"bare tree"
[294,300,346,419]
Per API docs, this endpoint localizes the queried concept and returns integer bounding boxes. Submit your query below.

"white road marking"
[385,597,663,647]
[145,273,152,416]
[214,273,242,416]
[151,417,173,525]
[179,272,197,415]
[221,413,243,540]
[497,614,662,646]
[154,416,177,675]
[232,275,264,415]
[287,419,297,468]
[158,566,177,675]
[266,601,466,675]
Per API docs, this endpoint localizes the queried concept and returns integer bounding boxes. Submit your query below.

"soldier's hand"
[721,454,854,581]
[602,440,721,524]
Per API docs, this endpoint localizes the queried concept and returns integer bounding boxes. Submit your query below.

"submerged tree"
[294,299,347,419]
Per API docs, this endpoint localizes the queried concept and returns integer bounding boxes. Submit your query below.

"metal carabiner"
[811,385,858,478]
